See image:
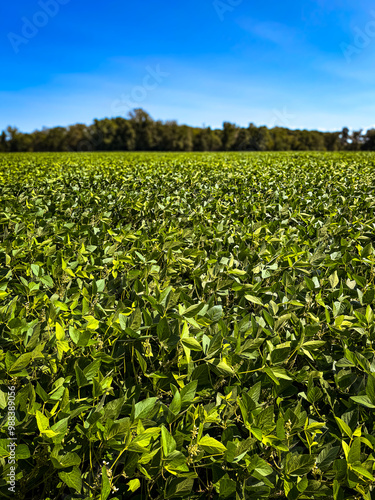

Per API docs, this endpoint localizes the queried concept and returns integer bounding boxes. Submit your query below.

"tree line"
[2,108,375,152]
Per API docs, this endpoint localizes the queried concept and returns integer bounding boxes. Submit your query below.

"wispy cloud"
[318,55,375,84]
[237,18,301,48]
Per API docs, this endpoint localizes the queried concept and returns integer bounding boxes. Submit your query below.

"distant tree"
[155,121,193,151]
[39,127,67,151]
[323,132,340,151]
[301,130,326,151]
[114,118,136,150]
[128,109,155,150]
[362,129,375,150]
[0,109,368,152]
[59,124,88,151]
[222,122,239,150]
[6,127,21,152]
[247,124,272,151]
[233,129,250,150]
[193,127,221,151]
[269,127,293,151]
[0,131,7,152]
[349,130,363,151]
[179,125,194,151]
[339,127,350,149]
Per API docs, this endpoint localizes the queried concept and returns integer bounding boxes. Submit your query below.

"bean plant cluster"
[0,152,375,499]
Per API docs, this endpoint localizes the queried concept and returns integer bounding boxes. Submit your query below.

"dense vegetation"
[2,109,375,153]
[1,151,375,500]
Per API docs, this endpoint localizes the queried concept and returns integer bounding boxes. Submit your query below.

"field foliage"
[1,152,375,499]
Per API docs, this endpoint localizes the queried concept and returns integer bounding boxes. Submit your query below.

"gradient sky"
[1,0,375,132]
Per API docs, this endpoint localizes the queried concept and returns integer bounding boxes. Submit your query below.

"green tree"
[222,122,239,150]
[128,109,155,150]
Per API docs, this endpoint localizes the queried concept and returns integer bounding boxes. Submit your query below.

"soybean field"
[1,152,375,500]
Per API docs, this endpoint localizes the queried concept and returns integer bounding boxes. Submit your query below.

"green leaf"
[55,322,65,340]
[75,364,88,388]
[285,454,316,476]
[31,264,40,276]
[335,416,353,438]
[351,463,374,481]
[127,479,140,492]
[164,450,189,473]
[270,346,290,364]
[40,275,53,287]
[15,444,31,460]
[129,307,142,330]
[361,243,373,259]
[161,425,176,456]
[206,305,223,322]
[181,337,201,351]
[316,446,340,470]
[350,395,375,408]
[216,476,237,498]
[329,271,339,288]
[366,374,375,404]
[214,360,235,376]
[135,349,147,373]
[165,478,195,498]
[157,317,170,341]
[36,410,49,432]
[134,397,158,420]
[84,315,100,330]
[58,466,82,493]
[83,359,101,380]
[347,438,361,464]
[245,295,263,306]
[366,305,373,324]
[57,340,70,360]
[169,389,181,415]
[180,380,198,404]
[53,300,69,311]
[199,436,227,454]
[183,303,205,318]
[100,466,111,500]
[264,366,280,385]
[248,455,273,476]
[8,353,32,374]
[297,475,308,493]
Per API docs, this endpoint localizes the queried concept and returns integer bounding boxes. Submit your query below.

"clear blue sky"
[1,0,375,132]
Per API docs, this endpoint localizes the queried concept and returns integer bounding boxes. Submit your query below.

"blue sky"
[1,0,375,132]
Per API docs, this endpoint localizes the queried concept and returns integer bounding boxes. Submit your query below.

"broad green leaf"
[351,463,374,481]
[36,411,49,432]
[180,380,198,404]
[181,337,201,351]
[127,479,140,492]
[285,454,316,476]
[329,271,339,288]
[245,295,263,306]
[335,416,353,438]
[134,397,158,420]
[8,353,32,374]
[100,466,111,500]
[161,425,176,456]
[199,436,227,454]
[206,305,223,322]
[58,466,82,493]
[55,322,65,341]
[350,395,375,408]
